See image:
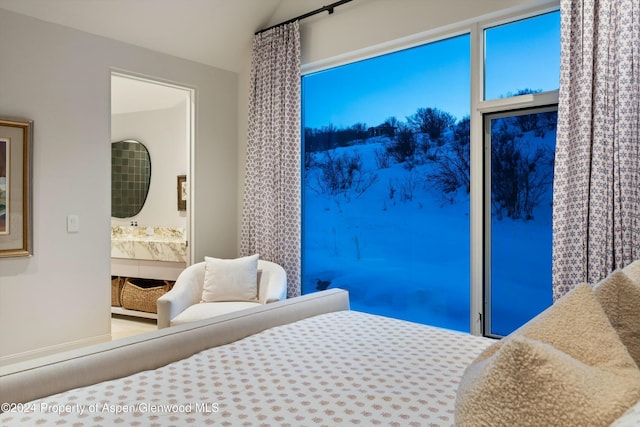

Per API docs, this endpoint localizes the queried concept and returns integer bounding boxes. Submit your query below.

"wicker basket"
[120,278,173,313]
[111,276,124,307]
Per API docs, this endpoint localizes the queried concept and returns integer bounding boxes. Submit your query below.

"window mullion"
[469,22,484,336]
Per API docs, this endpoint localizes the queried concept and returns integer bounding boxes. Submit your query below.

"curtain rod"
[255,0,353,35]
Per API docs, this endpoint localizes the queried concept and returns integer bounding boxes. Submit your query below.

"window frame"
[482,103,558,338]
[301,1,560,336]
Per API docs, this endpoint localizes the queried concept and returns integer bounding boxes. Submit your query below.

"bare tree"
[385,125,417,164]
[427,116,470,194]
[407,107,456,144]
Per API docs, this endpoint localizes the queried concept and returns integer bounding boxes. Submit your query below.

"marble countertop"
[111,226,185,240]
[111,226,187,262]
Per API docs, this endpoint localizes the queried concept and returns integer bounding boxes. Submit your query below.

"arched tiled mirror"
[111,139,151,218]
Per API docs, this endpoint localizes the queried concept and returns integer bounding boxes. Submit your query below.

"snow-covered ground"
[302,127,555,335]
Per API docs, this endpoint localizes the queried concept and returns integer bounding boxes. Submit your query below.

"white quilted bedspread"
[1,311,492,426]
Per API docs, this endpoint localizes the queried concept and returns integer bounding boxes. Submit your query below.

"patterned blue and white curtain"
[240,22,302,297]
[552,0,640,300]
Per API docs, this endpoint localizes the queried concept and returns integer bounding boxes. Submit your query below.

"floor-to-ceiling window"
[302,7,560,336]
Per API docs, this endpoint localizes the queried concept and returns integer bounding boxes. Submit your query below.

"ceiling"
[0,0,345,113]
[0,0,313,73]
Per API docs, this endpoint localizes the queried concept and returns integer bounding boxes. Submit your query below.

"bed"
[2,270,640,427]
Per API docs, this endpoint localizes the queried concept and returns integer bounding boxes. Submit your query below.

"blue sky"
[303,34,470,129]
[484,11,560,99]
[302,10,560,130]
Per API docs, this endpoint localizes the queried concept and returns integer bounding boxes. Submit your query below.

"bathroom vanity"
[111,226,187,319]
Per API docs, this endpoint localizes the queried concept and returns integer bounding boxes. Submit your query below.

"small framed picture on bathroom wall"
[177,175,187,211]
[0,117,33,257]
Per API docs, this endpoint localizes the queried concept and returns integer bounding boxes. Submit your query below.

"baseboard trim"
[0,334,111,367]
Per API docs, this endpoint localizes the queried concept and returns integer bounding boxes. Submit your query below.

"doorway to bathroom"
[110,72,194,320]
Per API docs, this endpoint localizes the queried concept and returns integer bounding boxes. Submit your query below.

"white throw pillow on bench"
[201,254,260,302]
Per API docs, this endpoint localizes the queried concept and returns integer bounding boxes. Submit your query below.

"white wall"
[0,8,238,363]
[111,101,188,229]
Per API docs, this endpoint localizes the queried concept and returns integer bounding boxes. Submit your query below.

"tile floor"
[110,315,157,340]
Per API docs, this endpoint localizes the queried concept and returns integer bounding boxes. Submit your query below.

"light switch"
[67,215,80,233]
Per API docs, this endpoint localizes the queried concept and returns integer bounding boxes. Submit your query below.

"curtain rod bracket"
[256,0,352,35]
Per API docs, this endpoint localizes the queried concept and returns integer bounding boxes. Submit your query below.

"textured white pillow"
[456,284,640,427]
[202,254,259,302]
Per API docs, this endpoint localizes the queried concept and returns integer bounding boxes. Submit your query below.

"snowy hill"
[302,119,556,335]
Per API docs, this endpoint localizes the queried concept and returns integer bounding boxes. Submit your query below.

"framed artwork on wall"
[177,175,187,211]
[0,117,33,257]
